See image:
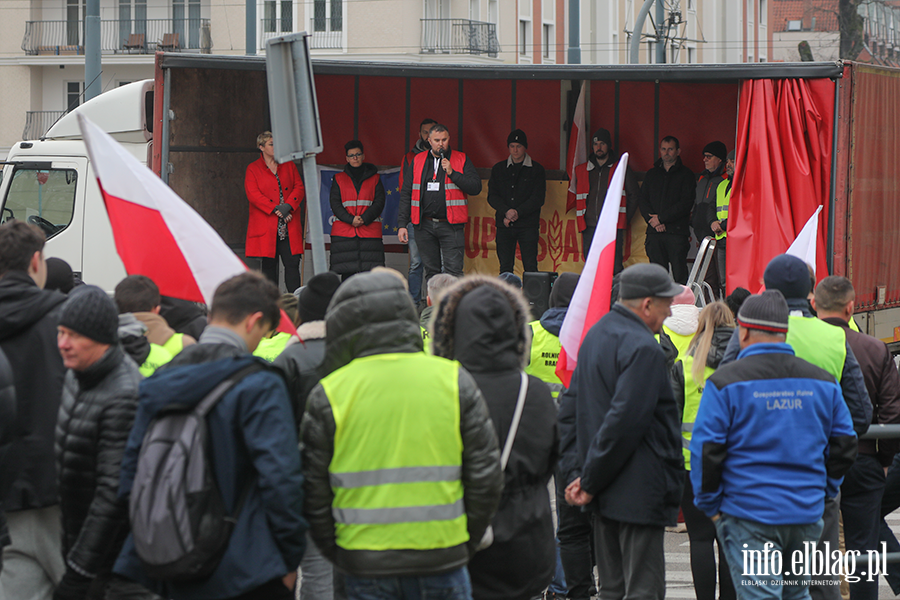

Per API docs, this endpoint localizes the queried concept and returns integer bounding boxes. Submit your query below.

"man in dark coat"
[114,272,307,600]
[562,263,684,600]
[487,129,547,274]
[639,136,696,284]
[0,221,67,599]
[0,347,16,570]
[692,141,727,294]
[813,276,900,600]
[53,285,147,600]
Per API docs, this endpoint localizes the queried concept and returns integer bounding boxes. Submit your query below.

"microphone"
[440,150,445,161]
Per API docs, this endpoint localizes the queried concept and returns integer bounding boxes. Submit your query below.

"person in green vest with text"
[525,272,579,402]
[300,271,502,599]
[672,302,735,600]
[720,253,872,600]
[114,275,196,357]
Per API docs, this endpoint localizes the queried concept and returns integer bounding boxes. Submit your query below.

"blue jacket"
[560,303,683,526]
[721,299,872,436]
[114,354,306,599]
[690,343,857,525]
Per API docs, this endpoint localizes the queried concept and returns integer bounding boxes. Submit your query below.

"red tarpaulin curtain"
[729,77,834,293]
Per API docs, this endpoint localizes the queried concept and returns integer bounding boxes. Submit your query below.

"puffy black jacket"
[0,270,67,511]
[301,272,502,577]
[432,276,558,600]
[272,320,326,425]
[329,163,386,275]
[55,344,141,577]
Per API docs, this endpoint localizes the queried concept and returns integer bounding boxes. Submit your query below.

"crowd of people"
[1,129,899,600]
[246,121,734,305]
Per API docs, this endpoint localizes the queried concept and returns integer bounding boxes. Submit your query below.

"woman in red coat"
[245,131,305,292]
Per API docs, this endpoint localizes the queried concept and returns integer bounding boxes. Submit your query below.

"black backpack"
[128,363,261,581]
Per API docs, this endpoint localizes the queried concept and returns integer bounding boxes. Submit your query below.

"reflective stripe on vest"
[524,321,564,400]
[680,355,715,471]
[786,316,846,382]
[332,172,383,239]
[160,332,186,357]
[139,343,174,377]
[322,352,468,552]
[715,179,731,240]
[410,151,469,224]
[574,160,627,232]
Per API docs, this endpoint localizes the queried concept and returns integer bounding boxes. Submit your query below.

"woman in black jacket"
[432,275,558,600]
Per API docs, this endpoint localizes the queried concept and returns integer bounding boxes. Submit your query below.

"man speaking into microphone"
[399,124,481,286]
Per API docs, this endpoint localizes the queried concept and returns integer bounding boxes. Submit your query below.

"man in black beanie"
[487,129,546,274]
[54,285,148,600]
[692,141,728,296]
[570,128,639,271]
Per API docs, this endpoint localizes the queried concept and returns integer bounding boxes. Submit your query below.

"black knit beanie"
[549,272,579,309]
[763,254,811,300]
[592,128,612,146]
[507,129,528,148]
[703,141,727,161]
[299,272,342,323]
[59,285,119,345]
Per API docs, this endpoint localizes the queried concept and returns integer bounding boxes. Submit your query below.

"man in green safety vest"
[301,271,502,598]
[525,272,579,401]
[710,150,734,291]
[114,275,196,357]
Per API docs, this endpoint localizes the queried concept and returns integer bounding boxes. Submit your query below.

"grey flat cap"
[619,263,683,300]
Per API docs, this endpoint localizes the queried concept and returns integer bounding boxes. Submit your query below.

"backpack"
[128,363,262,581]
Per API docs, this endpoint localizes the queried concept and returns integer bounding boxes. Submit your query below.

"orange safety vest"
[331,172,383,239]
[411,151,469,225]
[574,160,627,232]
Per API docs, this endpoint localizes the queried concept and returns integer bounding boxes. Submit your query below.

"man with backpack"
[113,272,307,600]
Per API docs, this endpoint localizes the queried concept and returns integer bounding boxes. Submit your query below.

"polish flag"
[77,113,298,335]
[566,82,587,213]
[555,153,630,388]
[786,205,823,276]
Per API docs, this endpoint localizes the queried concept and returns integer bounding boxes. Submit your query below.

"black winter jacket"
[55,344,141,578]
[692,164,725,241]
[301,272,502,577]
[0,270,67,511]
[432,276,558,600]
[638,157,696,237]
[329,163,386,275]
[272,320,326,425]
[0,347,11,551]
[487,155,547,229]
[559,304,683,526]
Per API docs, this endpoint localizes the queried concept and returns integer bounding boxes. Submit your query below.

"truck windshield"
[1,168,77,239]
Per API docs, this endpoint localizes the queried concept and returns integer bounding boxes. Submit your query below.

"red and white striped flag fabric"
[555,153,630,388]
[565,82,587,214]
[77,113,297,335]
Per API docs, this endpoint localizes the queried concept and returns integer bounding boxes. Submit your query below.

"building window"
[314,0,341,32]
[66,82,83,111]
[118,0,147,47]
[488,0,498,24]
[519,19,529,55]
[173,0,201,48]
[469,0,479,20]
[543,23,551,58]
[67,0,85,47]
[687,46,695,63]
[263,0,293,33]
[787,19,802,30]
[759,0,767,25]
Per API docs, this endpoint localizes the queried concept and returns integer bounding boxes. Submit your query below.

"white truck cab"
[0,80,154,292]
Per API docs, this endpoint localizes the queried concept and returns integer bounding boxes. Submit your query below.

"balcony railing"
[421,19,499,57]
[24,111,66,140]
[22,18,212,55]
[309,18,342,50]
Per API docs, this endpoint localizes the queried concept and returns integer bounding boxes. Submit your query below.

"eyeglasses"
[347,153,363,158]
[702,153,714,160]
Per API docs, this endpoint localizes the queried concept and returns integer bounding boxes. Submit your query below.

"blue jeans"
[344,567,472,600]
[407,224,424,304]
[715,513,824,600]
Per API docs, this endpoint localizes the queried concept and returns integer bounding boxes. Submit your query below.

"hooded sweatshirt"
[0,270,67,510]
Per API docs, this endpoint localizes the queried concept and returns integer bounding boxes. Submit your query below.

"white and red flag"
[565,82,587,213]
[77,113,297,335]
[786,205,823,277]
[555,153,630,387]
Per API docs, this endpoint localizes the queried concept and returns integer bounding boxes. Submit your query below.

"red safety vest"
[411,151,469,225]
[574,160,627,232]
[331,172,383,239]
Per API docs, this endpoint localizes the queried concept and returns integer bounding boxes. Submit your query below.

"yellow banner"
[464,180,648,277]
